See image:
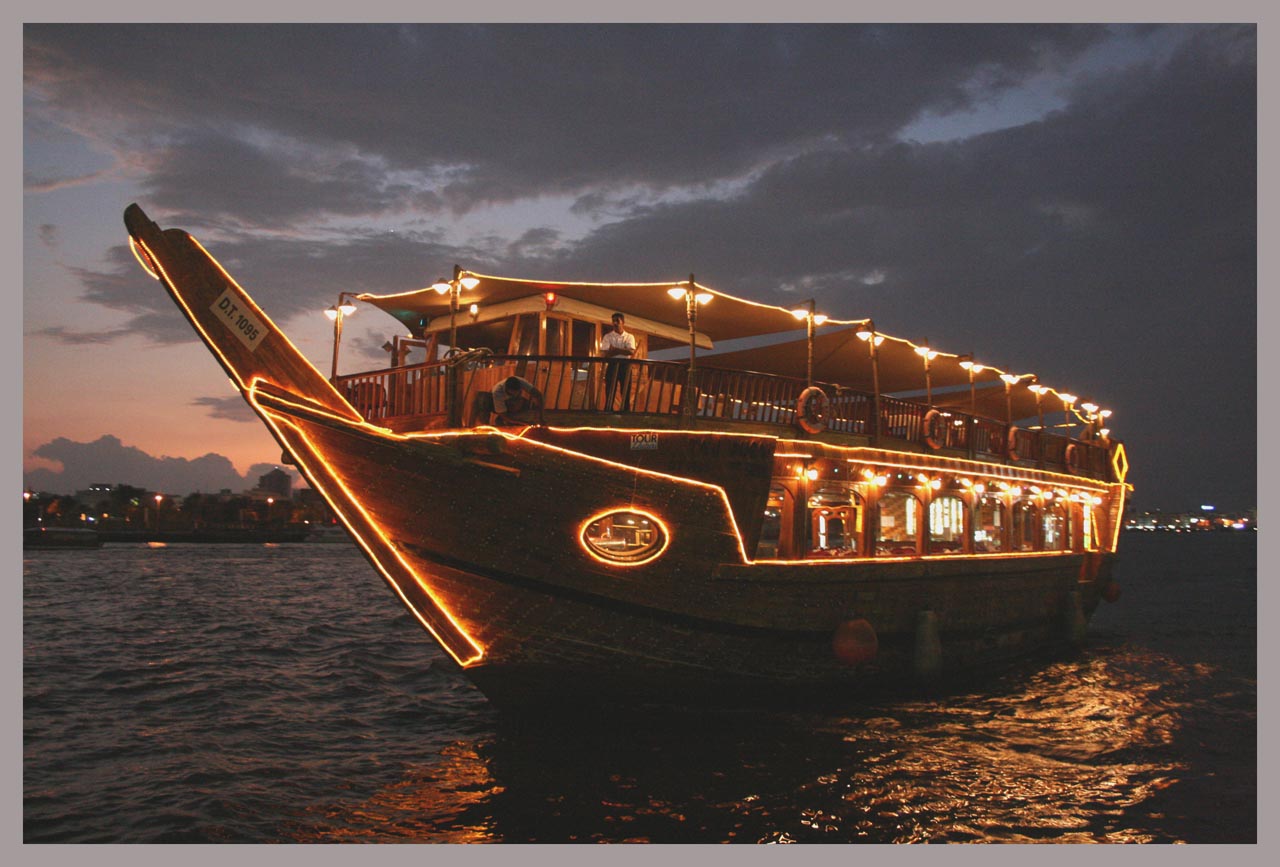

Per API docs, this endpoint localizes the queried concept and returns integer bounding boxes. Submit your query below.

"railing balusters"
[334,355,1111,478]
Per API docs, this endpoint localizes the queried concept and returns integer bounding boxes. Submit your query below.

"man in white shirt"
[600,312,637,412]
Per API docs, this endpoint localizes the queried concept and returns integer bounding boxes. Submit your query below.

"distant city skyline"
[23,24,1257,511]
[22,434,303,499]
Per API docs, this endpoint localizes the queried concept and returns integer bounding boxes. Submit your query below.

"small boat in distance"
[124,204,1130,708]
[306,524,355,543]
[24,527,103,550]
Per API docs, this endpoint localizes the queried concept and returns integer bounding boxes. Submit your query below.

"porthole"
[579,509,669,566]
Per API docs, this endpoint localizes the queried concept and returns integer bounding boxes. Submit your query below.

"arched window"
[809,484,863,557]
[974,496,1006,552]
[876,490,921,556]
[1012,499,1038,551]
[1042,502,1070,551]
[928,494,966,554]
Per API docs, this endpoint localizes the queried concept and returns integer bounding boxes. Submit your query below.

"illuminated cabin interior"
[755,467,1107,561]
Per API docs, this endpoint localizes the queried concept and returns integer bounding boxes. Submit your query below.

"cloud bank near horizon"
[26,434,302,497]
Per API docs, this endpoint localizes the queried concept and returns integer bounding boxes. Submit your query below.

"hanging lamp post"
[790,298,829,387]
[668,275,711,425]
[323,292,359,380]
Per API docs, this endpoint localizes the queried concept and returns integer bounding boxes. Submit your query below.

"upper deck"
[339,269,1123,484]
[335,355,1116,483]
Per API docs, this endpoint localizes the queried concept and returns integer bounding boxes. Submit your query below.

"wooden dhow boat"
[124,204,1130,707]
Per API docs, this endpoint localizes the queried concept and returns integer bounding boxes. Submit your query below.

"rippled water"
[23,533,1256,843]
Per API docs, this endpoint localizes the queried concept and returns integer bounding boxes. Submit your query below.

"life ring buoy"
[922,409,944,450]
[796,386,830,435]
[1006,425,1020,462]
[1064,443,1080,472]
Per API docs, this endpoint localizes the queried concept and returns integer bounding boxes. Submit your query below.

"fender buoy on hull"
[832,618,878,666]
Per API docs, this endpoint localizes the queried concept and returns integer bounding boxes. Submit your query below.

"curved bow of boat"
[124,204,486,667]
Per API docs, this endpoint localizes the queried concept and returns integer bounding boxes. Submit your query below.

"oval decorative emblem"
[578,509,670,566]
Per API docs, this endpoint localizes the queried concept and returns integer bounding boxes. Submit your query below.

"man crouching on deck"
[487,375,543,426]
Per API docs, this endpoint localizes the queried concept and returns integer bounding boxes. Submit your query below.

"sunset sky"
[21,22,1257,511]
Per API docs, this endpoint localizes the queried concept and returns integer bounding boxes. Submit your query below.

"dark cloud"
[191,395,257,423]
[515,26,1255,510]
[24,23,1111,217]
[70,227,487,345]
[29,325,130,345]
[138,131,443,227]
[26,434,301,495]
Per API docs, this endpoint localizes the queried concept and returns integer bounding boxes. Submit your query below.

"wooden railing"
[334,354,1116,479]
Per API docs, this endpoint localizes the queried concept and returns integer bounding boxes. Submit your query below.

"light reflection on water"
[24,534,1255,843]
[287,648,1227,844]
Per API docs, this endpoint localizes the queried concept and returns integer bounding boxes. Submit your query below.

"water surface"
[23,533,1256,842]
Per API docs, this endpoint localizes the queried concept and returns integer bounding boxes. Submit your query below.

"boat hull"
[256,389,1111,705]
[123,203,1122,708]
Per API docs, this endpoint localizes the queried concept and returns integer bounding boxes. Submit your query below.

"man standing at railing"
[601,312,637,412]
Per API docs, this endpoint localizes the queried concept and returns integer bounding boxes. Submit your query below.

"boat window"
[928,494,966,554]
[809,484,863,557]
[1012,499,1038,551]
[876,491,920,556]
[974,496,1005,552]
[444,318,514,354]
[755,486,785,559]
[572,319,596,357]
[1043,502,1070,551]
[546,317,569,355]
[581,510,668,565]
[513,314,539,356]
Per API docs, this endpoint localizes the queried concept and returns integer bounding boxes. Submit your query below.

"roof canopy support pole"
[448,264,462,354]
[856,323,882,446]
[324,292,359,381]
[668,275,709,429]
[916,338,936,406]
[807,306,815,387]
[1001,375,1017,424]
[684,275,698,427]
[1029,383,1047,468]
